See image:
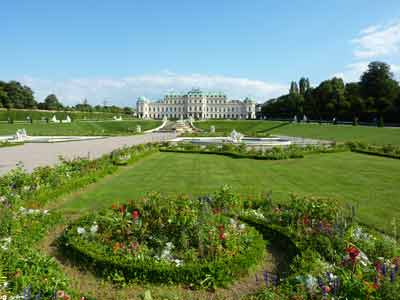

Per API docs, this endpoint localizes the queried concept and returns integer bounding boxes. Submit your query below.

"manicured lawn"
[60,151,400,234]
[0,120,161,136]
[195,120,400,145]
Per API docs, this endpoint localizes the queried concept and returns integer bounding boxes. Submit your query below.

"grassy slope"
[0,120,161,136]
[60,152,400,234]
[195,120,400,145]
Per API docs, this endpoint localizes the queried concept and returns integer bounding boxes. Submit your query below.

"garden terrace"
[194,120,400,146]
[0,120,161,136]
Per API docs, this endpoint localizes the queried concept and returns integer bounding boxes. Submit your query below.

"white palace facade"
[136,89,256,120]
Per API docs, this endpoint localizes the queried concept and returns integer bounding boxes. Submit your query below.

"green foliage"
[262,61,400,123]
[0,143,160,297]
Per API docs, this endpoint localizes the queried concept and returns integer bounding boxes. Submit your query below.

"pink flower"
[132,210,140,220]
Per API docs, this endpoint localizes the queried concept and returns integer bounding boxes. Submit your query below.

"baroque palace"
[136,89,256,120]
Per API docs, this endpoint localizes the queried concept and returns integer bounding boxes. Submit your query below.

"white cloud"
[19,73,287,106]
[352,21,400,59]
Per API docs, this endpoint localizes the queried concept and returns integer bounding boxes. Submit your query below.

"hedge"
[61,221,266,288]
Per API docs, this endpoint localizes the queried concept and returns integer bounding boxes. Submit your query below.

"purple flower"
[382,263,387,276]
[262,271,269,287]
[390,269,395,282]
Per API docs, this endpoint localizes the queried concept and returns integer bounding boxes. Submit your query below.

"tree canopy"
[262,61,400,125]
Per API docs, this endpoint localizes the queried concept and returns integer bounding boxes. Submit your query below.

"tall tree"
[299,77,310,95]
[360,61,399,126]
[289,81,299,95]
[43,94,63,110]
[345,83,364,125]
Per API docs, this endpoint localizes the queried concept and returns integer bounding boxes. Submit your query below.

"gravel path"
[0,132,176,176]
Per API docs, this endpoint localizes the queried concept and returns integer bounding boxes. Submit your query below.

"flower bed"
[61,188,266,288]
[243,195,400,300]
[160,143,348,161]
[0,143,160,299]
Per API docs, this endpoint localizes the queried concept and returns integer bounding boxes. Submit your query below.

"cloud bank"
[352,20,400,59]
[19,73,288,106]
[334,20,400,82]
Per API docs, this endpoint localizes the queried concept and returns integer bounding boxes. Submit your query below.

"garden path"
[0,132,176,175]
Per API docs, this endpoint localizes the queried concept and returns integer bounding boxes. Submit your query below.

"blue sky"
[1,1,399,106]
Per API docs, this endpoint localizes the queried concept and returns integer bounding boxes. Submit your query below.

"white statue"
[136,125,142,133]
[210,125,215,133]
[14,129,28,141]
[113,116,122,121]
[51,115,59,123]
[62,115,71,123]
[303,115,308,122]
[229,129,243,144]
[163,116,168,122]
[293,115,298,123]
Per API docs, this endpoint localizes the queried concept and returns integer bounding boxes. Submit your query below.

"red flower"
[111,204,116,210]
[302,216,310,225]
[374,261,381,273]
[119,205,126,214]
[346,246,360,263]
[132,210,140,220]
[219,232,225,240]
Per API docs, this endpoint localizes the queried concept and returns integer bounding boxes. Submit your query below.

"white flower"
[238,223,246,230]
[77,227,86,235]
[0,237,11,251]
[43,210,49,215]
[90,224,98,234]
[359,251,370,267]
[174,259,183,267]
[0,196,6,203]
[305,275,318,292]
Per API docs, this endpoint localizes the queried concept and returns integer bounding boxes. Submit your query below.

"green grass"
[195,120,400,145]
[60,151,400,234]
[0,120,161,136]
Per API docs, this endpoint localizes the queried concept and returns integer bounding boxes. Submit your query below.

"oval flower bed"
[61,190,266,288]
[242,195,400,300]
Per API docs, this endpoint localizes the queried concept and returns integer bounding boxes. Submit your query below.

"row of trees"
[262,62,400,125]
[0,81,133,114]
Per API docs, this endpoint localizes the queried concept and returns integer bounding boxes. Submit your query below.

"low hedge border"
[60,216,267,288]
[351,148,400,160]
[160,148,304,160]
[159,146,348,161]
[0,141,24,148]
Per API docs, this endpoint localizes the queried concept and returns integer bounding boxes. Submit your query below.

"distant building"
[136,89,256,120]
[255,104,263,119]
